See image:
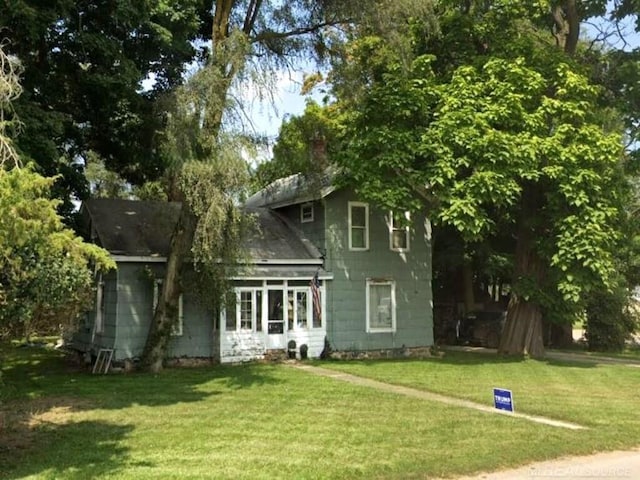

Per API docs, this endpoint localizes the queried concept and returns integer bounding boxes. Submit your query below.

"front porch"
[216,277,329,363]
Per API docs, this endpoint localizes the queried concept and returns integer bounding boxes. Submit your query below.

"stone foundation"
[262,349,288,362]
[329,346,434,361]
[164,357,218,368]
[103,346,437,372]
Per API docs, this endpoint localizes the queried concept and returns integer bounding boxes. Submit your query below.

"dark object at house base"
[287,340,297,359]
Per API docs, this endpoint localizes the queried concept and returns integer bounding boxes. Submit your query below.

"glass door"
[266,289,285,349]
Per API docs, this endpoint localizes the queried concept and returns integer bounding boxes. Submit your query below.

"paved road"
[455,448,640,479]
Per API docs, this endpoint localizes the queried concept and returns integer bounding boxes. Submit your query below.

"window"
[231,289,262,331]
[366,279,396,333]
[95,280,105,334]
[240,291,253,330]
[349,202,369,250]
[389,211,410,251]
[153,280,183,336]
[301,203,314,223]
[288,289,309,330]
[226,282,323,332]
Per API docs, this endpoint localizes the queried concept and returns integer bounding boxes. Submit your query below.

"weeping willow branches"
[0,42,22,168]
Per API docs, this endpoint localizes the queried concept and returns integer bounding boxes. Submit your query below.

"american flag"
[310,271,321,319]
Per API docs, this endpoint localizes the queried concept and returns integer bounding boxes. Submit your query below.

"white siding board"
[220,331,267,363]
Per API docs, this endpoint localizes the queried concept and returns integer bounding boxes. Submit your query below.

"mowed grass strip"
[318,351,640,447]
[0,345,635,479]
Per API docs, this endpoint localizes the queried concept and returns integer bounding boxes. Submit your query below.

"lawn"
[1,345,639,479]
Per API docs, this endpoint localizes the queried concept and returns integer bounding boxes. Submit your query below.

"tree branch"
[243,0,263,35]
[250,19,352,44]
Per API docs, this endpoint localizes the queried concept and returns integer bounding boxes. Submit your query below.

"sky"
[244,9,640,161]
[243,68,323,140]
[239,66,327,164]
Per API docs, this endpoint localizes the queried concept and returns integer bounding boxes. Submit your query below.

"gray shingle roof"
[245,169,336,209]
[82,199,322,264]
[83,199,181,257]
[245,207,322,262]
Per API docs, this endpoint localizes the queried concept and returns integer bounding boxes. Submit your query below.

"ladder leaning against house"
[92,348,114,374]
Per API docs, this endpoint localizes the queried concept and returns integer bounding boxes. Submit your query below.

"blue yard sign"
[493,388,514,412]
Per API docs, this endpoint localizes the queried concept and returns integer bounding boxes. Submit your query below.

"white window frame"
[300,202,314,223]
[348,201,369,251]
[225,282,324,332]
[235,288,261,332]
[95,279,105,334]
[288,287,311,330]
[389,210,410,252]
[366,279,396,333]
[153,279,183,336]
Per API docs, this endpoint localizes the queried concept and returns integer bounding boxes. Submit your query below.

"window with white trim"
[231,289,262,332]
[288,289,309,330]
[366,279,396,333]
[153,279,183,336]
[389,210,410,252]
[301,203,314,223]
[225,282,323,332]
[95,279,105,334]
[348,202,369,250]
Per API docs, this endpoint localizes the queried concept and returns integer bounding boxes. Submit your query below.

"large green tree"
[141,0,369,372]
[334,1,634,357]
[0,0,209,216]
[0,167,115,339]
[0,43,114,341]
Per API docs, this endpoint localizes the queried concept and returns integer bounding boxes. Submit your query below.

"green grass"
[551,344,640,360]
[1,345,640,479]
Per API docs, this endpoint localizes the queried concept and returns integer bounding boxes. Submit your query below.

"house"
[74,173,434,364]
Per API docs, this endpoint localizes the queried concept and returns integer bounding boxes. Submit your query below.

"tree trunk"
[551,1,580,56]
[498,187,546,358]
[499,295,545,357]
[141,204,196,372]
[139,0,245,372]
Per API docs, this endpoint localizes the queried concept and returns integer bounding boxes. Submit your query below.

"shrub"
[585,287,638,352]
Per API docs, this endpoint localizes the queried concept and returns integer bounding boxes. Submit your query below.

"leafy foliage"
[333,4,634,354]
[142,0,370,371]
[252,101,339,191]
[585,287,639,352]
[0,42,21,168]
[0,167,114,339]
[0,0,210,215]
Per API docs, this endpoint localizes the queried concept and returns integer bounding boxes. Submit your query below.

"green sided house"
[74,174,434,364]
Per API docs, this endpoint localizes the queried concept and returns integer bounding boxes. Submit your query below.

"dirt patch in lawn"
[0,396,92,453]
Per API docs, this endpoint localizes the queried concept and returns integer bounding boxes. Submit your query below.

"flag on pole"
[310,271,322,320]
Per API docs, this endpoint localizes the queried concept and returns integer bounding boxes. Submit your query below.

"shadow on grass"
[0,344,289,478]
[315,349,598,369]
[1,343,284,411]
[221,363,284,390]
[0,397,134,479]
[431,346,604,369]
